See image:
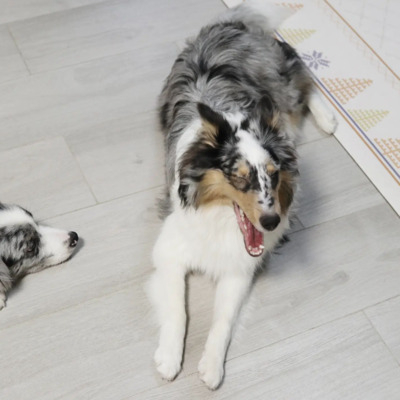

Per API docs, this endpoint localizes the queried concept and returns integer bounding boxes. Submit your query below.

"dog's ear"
[178,104,230,208]
[254,95,280,130]
[197,103,232,146]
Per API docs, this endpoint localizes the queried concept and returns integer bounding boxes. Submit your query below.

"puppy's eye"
[26,244,35,254]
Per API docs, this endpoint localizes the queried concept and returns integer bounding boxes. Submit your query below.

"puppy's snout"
[260,213,281,231]
[68,231,79,248]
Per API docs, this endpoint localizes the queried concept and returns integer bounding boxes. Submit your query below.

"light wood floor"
[1,1,400,399]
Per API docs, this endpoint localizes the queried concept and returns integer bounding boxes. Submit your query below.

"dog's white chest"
[153,205,286,279]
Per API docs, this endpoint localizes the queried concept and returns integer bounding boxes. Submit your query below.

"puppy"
[149,0,337,389]
[0,202,79,309]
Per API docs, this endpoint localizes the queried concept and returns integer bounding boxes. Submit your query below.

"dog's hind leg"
[198,273,252,390]
[149,233,187,381]
[308,89,338,135]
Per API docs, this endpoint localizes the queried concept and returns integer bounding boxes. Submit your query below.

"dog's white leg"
[198,273,252,390]
[308,89,338,134]
[151,268,186,381]
[150,234,187,381]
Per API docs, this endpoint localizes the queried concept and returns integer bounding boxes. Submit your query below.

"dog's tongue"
[233,203,264,257]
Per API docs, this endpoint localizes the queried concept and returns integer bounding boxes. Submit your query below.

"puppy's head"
[178,99,298,257]
[0,204,79,277]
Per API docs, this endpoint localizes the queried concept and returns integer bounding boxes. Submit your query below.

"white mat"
[223,0,400,216]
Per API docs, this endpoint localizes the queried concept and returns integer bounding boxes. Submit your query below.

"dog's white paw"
[315,109,338,135]
[154,345,182,381]
[198,352,224,390]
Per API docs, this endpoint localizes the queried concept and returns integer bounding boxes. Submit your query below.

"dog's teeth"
[259,245,265,250]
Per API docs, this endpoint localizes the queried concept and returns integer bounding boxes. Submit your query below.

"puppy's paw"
[198,352,224,390]
[154,345,182,381]
[315,109,338,135]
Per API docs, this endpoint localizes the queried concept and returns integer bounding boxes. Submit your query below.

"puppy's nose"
[68,231,79,247]
[260,213,281,231]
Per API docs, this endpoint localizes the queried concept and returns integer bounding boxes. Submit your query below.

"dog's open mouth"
[233,202,264,257]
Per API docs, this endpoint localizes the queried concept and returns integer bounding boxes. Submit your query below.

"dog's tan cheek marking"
[197,170,262,224]
[197,170,232,207]
[278,171,294,215]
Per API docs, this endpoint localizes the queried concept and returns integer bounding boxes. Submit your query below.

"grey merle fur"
[158,8,312,213]
[0,202,79,309]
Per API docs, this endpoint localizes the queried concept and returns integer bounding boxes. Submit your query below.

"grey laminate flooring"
[1,1,399,399]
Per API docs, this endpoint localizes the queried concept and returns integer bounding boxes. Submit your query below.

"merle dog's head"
[178,100,298,257]
[0,203,79,278]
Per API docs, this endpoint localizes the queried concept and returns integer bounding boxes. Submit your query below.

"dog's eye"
[26,244,35,254]
[231,175,250,190]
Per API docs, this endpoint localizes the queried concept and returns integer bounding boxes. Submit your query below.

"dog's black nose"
[68,231,79,247]
[260,214,281,231]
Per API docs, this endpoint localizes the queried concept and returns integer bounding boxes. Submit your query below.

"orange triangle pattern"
[321,78,373,104]
[374,138,400,169]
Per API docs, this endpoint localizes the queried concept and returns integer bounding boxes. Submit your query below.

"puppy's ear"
[255,95,280,130]
[197,103,232,146]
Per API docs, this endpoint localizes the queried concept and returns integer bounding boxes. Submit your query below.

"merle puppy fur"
[0,203,79,310]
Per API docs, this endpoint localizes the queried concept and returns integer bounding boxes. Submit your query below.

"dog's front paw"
[0,293,6,310]
[198,352,224,390]
[154,345,182,381]
[315,109,338,135]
